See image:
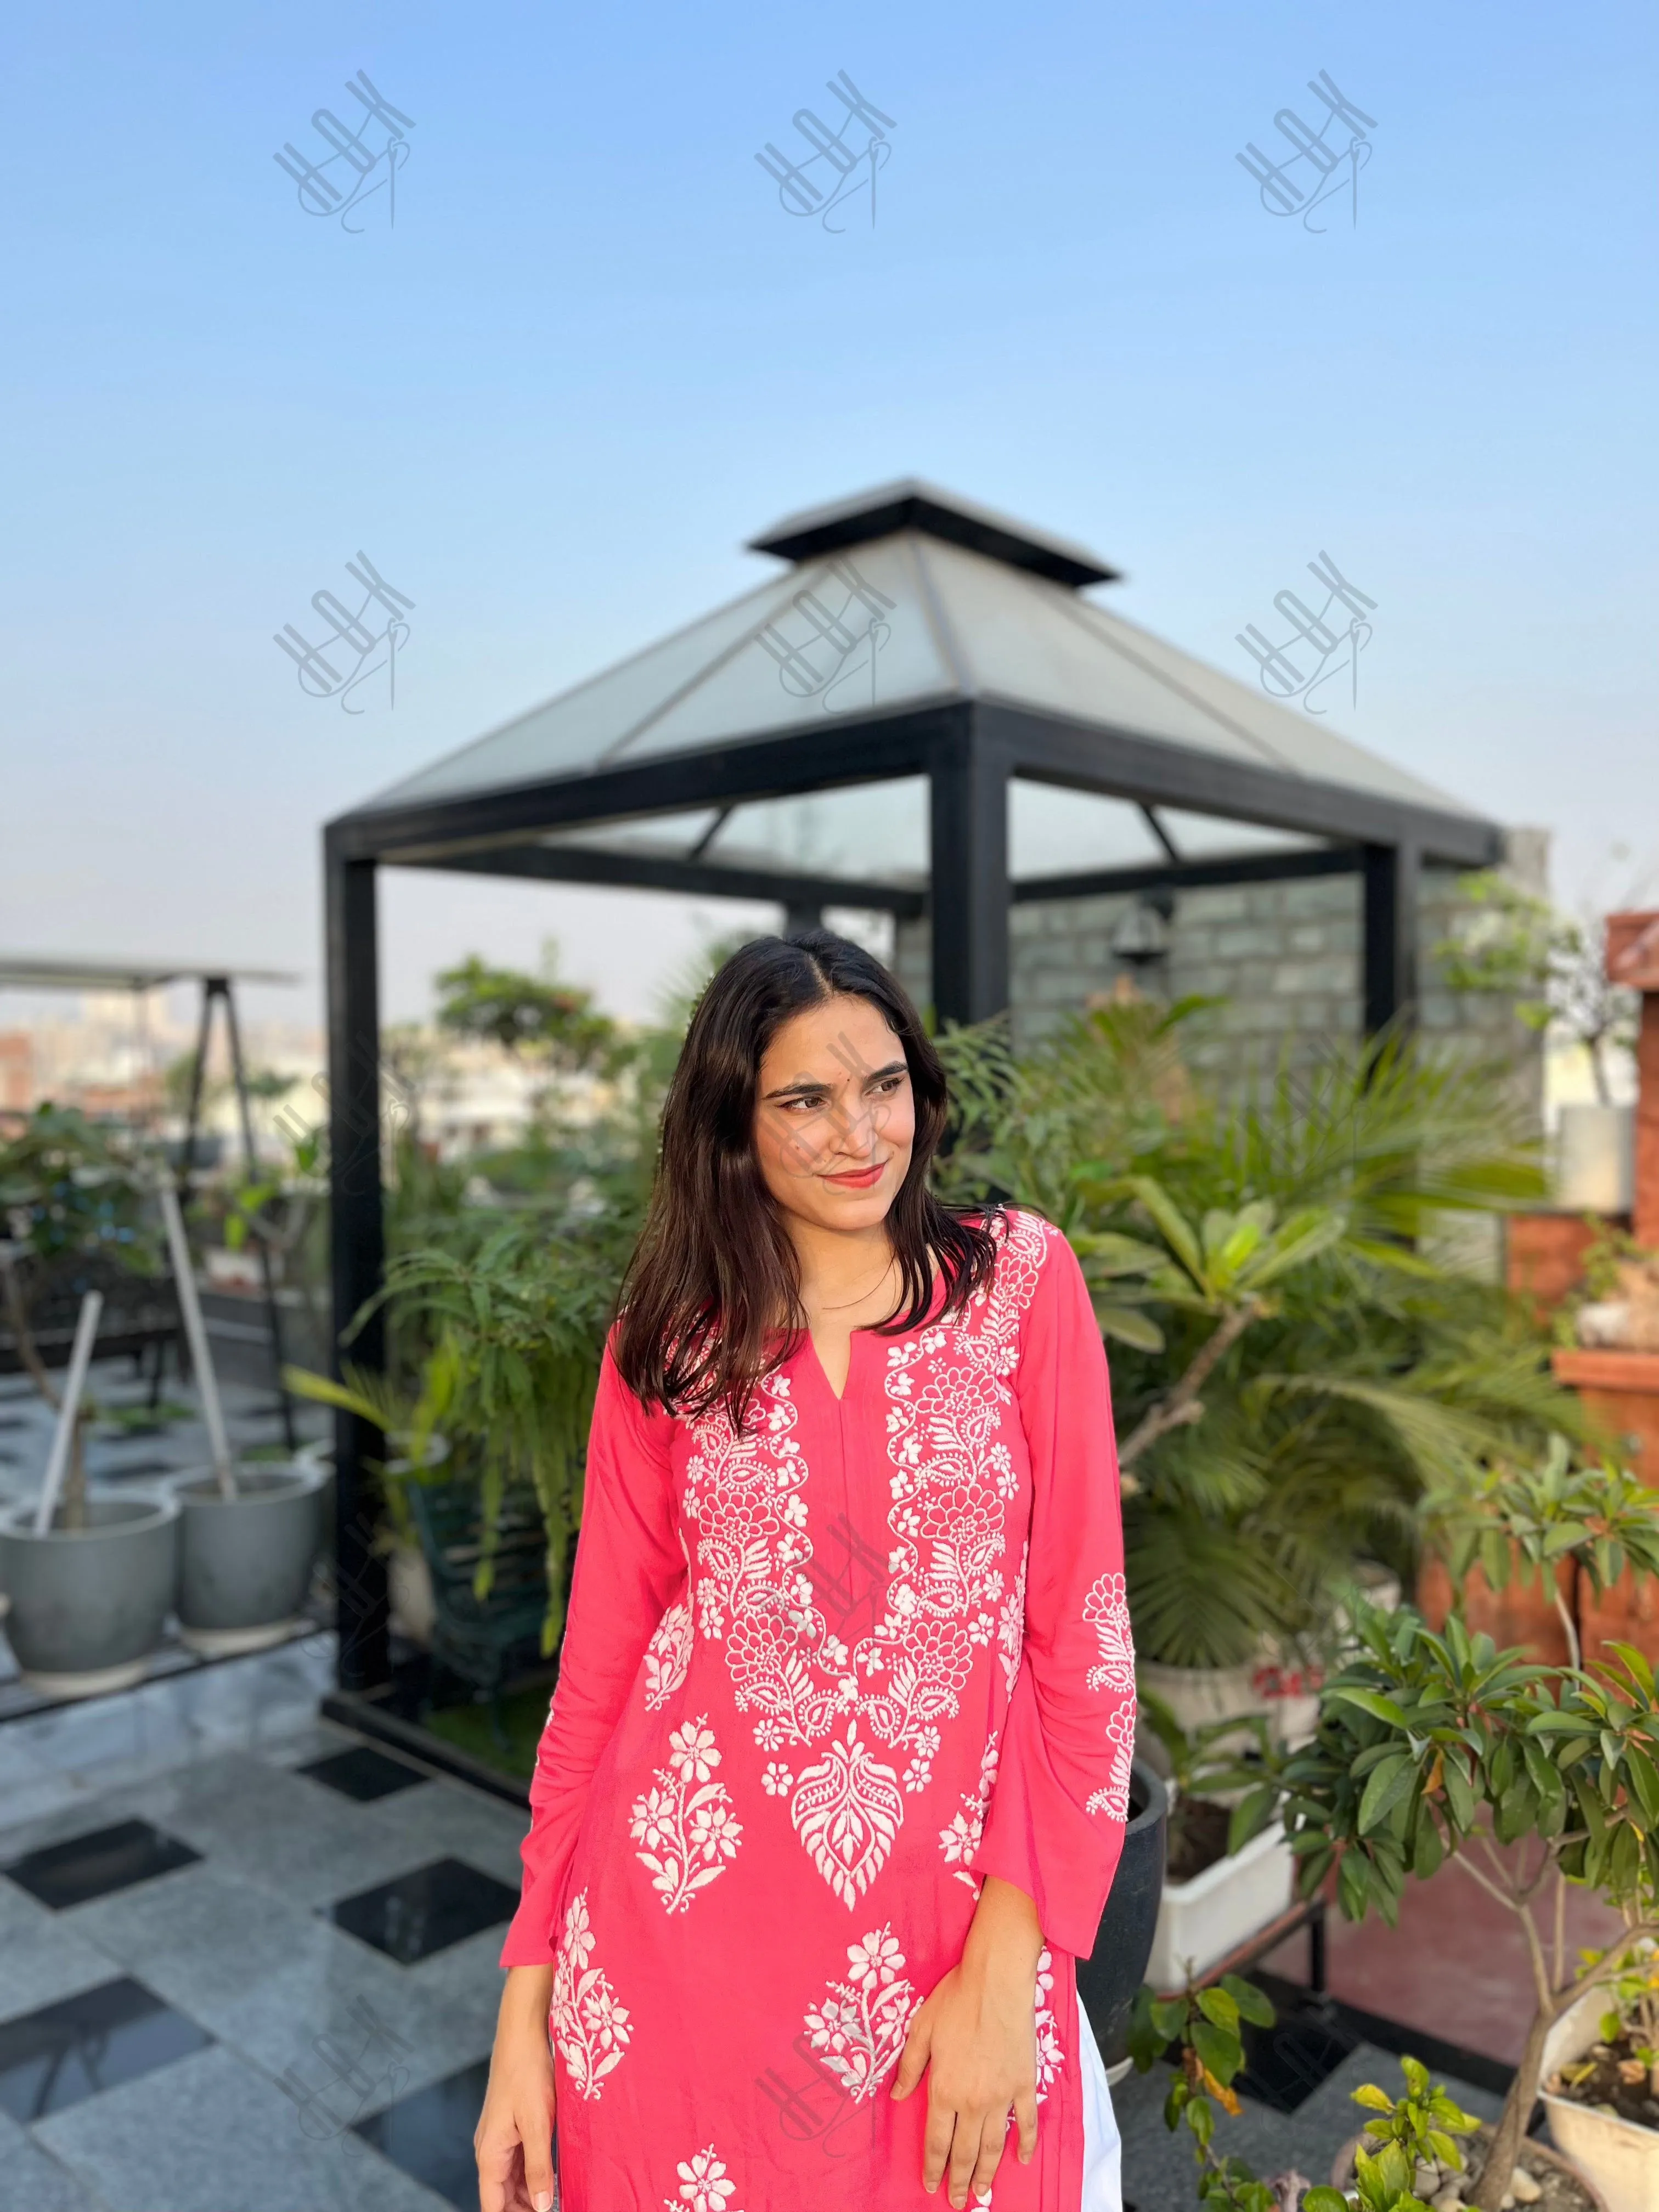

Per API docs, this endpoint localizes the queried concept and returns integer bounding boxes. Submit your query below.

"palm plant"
[936,1008,1584,1671]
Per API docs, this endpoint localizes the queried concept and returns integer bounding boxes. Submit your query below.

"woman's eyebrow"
[760,1059,906,1103]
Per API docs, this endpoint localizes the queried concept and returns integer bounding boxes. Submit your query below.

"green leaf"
[1191,2018,1243,2086]
[1150,1996,1188,2042]
[1401,2054,1430,2098]
[1301,2193,1352,2212]
[1359,1752,1417,1836]
[1351,2083,1395,2113]
[1339,1850,1371,1920]
[1092,1300,1167,1353]
[1330,1687,1412,1730]
[1197,1987,1240,2033]
[1221,1973,1277,2028]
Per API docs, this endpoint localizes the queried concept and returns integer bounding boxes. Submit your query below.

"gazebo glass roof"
[359,522,1476,828]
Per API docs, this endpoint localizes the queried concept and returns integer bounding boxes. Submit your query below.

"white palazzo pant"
[1077,1996,1124,2211]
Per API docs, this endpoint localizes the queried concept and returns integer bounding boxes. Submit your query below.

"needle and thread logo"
[274,554,414,712]
[757,72,896,232]
[1236,553,1376,715]
[273,1053,414,1195]
[765,1027,902,1181]
[278,1995,413,2151]
[755,560,895,715]
[275,71,415,232]
[1237,70,1375,232]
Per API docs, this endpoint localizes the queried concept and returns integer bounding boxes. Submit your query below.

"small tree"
[1424,1434,1659,1668]
[1233,1583,1659,2210]
[435,947,613,1070]
[1435,875,1638,1107]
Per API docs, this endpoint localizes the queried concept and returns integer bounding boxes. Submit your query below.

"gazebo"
[321,479,1503,1694]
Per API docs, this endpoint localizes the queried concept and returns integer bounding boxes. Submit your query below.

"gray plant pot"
[1077,1758,1170,2073]
[0,1493,180,1699]
[168,1462,325,1656]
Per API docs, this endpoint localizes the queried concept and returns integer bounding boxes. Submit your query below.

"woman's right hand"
[476,1964,558,2212]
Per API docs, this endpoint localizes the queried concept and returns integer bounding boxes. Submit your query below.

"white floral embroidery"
[549,1893,631,2098]
[1082,1571,1135,1694]
[1033,1948,1064,2102]
[760,1760,794,1796]
[939,1730,1000,1891]
[663,2145,742,2211]
[1085,1703,1137,1823]
[791,1720,905,1906]
[644,1601,693,1709]
[803,1926,921,2101]
[629,1717,743,1914]
[998,1543,1028,1695]
[680,1212,1052,1903]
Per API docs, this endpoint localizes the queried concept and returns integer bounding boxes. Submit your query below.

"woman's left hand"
[890,1877,1043,2207]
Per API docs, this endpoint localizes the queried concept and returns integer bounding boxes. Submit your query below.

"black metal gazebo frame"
[322,491,1503,1696]
[323,705,1502,1696]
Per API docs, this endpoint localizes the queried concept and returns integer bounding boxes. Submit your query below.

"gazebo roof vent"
[747,477,1122,590]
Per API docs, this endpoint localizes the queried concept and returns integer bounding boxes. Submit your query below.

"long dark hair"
[614,930,1000,1425]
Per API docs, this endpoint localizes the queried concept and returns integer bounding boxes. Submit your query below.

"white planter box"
[1555,1103,1635,1214]
[1542,1985,1659,2212]
[1147,1821,1295,1990]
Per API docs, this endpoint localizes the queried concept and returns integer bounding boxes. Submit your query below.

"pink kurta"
[502,1209,1136,2210]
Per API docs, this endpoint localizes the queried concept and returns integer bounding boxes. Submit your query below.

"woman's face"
[752,994,916,1237]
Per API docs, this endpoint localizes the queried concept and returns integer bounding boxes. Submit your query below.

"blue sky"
[2,0,1653,1034]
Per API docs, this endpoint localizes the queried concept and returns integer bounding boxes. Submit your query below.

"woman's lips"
[822,1160,887,1189]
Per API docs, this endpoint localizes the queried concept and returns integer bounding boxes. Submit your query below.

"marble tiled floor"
[0,1646,525,2211]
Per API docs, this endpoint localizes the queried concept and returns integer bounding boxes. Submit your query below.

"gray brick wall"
[893,829,1547,1121]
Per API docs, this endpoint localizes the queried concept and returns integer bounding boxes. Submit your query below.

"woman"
[476,931,1136,2212]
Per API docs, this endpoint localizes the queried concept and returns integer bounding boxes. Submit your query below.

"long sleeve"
[972,1222,1137,1959]
[499,1342,685,1966]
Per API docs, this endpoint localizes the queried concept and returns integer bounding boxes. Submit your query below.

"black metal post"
[929,721,1011,1025]
[783,901,824,937]
[326,838,390,1692]
[218,977,297,1451]
[1362,842,1420,1037]
[176,983,215,1198]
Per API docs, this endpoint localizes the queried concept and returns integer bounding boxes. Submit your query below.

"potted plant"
[0,1106,181,1696]
[1129,1985,1596,2212]
[1231,1451,1659,2212]
[1434,873,1639,1212]
[1327,2057,1602,2212]
[1139,1694,1295,1991]
[1541,1943,1659,2212]
[154,1181,326,1656]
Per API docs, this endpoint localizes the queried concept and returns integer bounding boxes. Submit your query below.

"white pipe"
[157,1180,238,1498]
[33,1289,104,1536]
